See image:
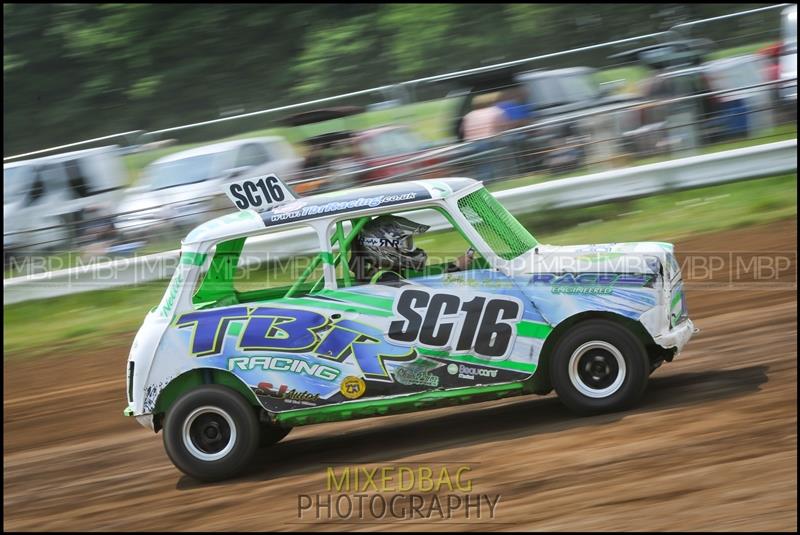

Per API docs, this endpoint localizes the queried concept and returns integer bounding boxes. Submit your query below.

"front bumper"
[654,318,697,355]
[124,404,155,430]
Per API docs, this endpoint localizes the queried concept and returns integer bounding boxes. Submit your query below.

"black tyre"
[259,424,292,448]
[550,319,649,415]
[163,385,260,482]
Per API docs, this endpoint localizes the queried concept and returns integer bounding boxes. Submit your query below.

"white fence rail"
[3,138,796,305]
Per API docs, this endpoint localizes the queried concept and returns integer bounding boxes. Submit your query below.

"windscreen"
[3,166,29,204]
[363,128,422,158]
[526,72,599,108]
[457,188,538,260]
[147,153,221,190]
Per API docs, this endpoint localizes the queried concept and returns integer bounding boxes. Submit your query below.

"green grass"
[4,172,795,359]
[707,40,774,61]
[3,284,165,359]
[525,173,797,245]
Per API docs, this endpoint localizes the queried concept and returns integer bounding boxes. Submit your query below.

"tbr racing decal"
[168,292,532,412]
[176,307,416,381]
[388,288,523,360]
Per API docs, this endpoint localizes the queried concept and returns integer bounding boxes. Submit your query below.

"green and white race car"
[125,175,695,481]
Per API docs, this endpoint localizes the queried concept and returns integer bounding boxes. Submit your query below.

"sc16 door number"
[388,288,523,359]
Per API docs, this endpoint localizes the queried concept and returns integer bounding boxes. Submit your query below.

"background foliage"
[3,3,778,154]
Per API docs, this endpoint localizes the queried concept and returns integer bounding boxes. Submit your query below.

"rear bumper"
[654,318,697,355]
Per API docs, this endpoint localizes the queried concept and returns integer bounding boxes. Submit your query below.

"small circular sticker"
[340,376,366,400]
[447,364,459,375]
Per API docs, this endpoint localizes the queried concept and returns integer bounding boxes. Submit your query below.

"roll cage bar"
[189,206,490,310]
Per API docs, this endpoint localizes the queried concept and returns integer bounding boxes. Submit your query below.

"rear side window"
[64,159,90,198]
[266,139,297,161]
[457,188,538,260]
[28,169,45,205]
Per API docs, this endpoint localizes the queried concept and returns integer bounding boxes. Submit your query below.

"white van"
[3,145,127,256]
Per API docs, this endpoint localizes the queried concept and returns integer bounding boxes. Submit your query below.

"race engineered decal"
[388,288,523,360]
[530,272,657,295]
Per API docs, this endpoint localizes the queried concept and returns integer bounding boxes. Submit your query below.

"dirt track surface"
[4,219,797,531]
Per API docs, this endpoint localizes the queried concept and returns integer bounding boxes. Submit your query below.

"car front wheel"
[163,385,260,482]
[550,319,649,415]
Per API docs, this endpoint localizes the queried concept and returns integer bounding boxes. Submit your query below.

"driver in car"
[349,215,474,285]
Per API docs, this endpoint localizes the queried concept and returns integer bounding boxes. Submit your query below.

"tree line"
[3,3,778,155]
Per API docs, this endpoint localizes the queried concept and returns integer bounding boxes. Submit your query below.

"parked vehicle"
[125,174,695,481]
[3,145,126,257]
[779,5,797,104]
[614,40,775,156]
[114,137,302,242]
[442,66,642,174]
[278,107,447,194]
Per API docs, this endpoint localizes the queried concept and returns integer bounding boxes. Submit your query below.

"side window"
[232,225,326,300]
[40,162,68,195]
[235,143,271,168]
[65,159,91,199]
[337,207,486,287]
[27,168,46,205]
[27,163,65,205]
[266,139,296,161]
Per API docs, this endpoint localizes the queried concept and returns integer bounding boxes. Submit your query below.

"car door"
[322,206,541,399]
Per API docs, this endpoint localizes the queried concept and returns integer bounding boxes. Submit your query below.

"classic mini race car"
[124,174,695,481]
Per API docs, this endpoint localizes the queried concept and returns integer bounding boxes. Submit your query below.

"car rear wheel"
[550,319,649,415]
[163,385,260,482]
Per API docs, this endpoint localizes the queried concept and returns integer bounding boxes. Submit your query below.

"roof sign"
[224,174,296,212]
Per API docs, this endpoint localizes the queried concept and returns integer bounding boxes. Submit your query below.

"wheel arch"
[529,311,656,395]
[152,368,261,433]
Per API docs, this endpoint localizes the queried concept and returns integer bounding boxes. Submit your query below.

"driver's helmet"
[349,215,430,280]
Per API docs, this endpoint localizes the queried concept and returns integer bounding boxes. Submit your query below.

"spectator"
[496,87,533,130]
[496,87,535,174]
[462,92,506,141]
[461,92,510,182]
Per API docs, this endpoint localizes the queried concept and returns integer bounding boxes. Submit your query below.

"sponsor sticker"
[446,363,498,381]
[256,382,323,406]
[340,376,366,400]
[394,366,440,387]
